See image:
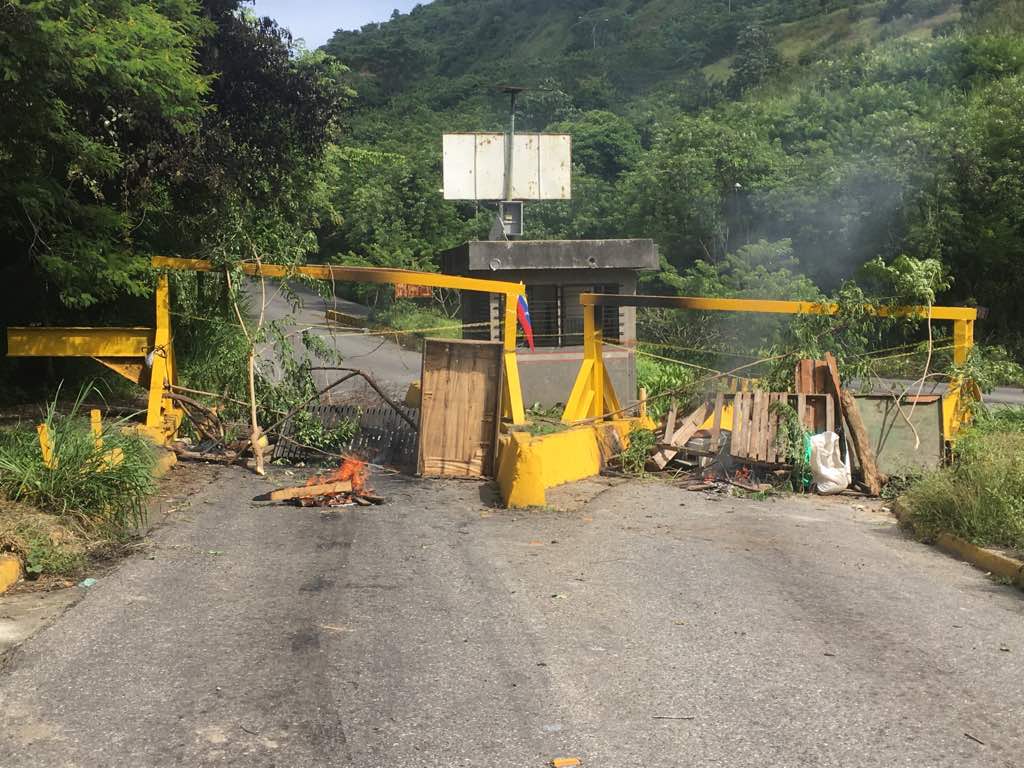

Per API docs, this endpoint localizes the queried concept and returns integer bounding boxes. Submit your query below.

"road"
[862,378,1024,406]
[1,466,1022,767]
[248,278,422,396]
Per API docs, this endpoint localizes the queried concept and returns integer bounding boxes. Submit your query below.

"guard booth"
[441,239,659,408]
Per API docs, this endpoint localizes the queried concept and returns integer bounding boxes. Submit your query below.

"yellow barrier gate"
[562,294,979,442]
[7,257,530,444]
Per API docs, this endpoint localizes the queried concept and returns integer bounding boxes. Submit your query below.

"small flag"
[516,295,535,351]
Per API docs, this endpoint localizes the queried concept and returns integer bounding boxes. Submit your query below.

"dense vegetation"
[323,0,1024,357]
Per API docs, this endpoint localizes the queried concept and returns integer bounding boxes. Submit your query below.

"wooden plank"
[797,394,809,431]
[266,480,352,502]
[752,391,766,462]
[766,393,780,463]
[730,393,746,459]
[825,392,835,433]
[823,351,844,430]
[760,392,772,461]
[663,401,678,444]
[652,400,713,469]
[731,393,750,460]
[710,392,725,452]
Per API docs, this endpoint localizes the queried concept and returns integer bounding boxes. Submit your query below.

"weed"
[0,384,155,531]
[373,301,462,340]
[901,406,1024,556]
[525,404,569,436]
[619,426,657,476]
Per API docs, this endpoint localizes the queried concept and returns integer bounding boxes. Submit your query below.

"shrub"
[636,354,699,421]
[901,407,1024,555]
[0,386,156,531]
[373,300,462,340]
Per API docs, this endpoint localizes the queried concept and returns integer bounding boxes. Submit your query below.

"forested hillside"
[322,0,1024,352]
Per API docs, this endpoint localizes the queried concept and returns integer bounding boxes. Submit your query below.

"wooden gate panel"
[417,339,503,478]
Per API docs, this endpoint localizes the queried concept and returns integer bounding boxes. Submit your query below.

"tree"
[728,25,782,94]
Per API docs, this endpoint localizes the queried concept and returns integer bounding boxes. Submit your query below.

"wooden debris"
[652,400,714,469]
[263,480,353,502]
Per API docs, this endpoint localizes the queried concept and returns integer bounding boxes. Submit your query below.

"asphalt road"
[248,278,422,396]
[1,466,1022,767]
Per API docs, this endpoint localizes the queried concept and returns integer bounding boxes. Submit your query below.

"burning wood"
[259,457,387,507]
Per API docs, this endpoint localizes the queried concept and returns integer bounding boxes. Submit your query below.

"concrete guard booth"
[441,239,659,408]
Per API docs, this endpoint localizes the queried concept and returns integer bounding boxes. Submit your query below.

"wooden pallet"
[729,392,833,464]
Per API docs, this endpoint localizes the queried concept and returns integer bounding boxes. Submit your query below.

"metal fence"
[273,404,420,468]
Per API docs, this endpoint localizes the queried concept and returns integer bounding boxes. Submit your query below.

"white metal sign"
[443,132,571,201]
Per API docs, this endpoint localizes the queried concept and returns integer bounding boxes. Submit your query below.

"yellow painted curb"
[152,447,177,478]
[934,533,1024,587]
[0,553,23,595]
[894,506,1024,588]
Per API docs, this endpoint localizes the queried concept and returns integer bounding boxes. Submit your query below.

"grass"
[372,300,462,341]
[900,406,1024,557]
[0,384,157,577]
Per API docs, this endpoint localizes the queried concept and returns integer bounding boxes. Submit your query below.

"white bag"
[809,431,851,495]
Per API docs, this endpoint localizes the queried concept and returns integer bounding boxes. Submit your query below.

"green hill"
[316,0,1024,351]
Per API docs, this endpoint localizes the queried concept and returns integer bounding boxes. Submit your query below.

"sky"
[251,1,428,48]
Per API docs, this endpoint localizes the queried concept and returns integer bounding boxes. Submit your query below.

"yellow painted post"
[90,409,103,451]
[586,305,604,421]
[501,291,526,425]
[37,423,54,468]
[953,319,974,366]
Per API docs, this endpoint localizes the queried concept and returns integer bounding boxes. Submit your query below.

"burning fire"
[301,457,369,506]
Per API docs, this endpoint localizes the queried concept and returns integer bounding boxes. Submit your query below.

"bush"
[636,354,699,421]
[0,386,156,531]
[901,407,1024,556]
[372,300,462,340]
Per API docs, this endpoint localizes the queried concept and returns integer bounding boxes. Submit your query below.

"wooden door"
[417,338,504,478]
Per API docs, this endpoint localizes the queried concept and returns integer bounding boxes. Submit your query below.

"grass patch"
[372,301,462,340]
[900,407,1024,557]
[0,385,157,577]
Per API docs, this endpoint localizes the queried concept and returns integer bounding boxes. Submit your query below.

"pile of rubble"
[638,353,886,497]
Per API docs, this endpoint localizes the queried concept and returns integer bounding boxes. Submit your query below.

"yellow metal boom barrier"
[562,293,979,442]
[7,257,530,445]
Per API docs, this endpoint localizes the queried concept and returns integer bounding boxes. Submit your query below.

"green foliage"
[949,345,1024,392]
[372,301,463,340]
[770,400,812,490]
[636,355,699,422]
[290,411,360,454]
[0,385,155,531]
[902,406,1024,555]
[619,427,657,476]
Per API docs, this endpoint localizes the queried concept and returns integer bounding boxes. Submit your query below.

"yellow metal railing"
[561,294,979,442]
[8,257,531,444]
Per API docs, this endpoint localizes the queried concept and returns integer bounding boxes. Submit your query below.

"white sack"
[809,431,851,495]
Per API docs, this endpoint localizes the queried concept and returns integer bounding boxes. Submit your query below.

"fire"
[305,457,368,496]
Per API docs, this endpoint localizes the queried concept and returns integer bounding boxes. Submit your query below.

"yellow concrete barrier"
[0,553,23,594]
[496,419,636,508]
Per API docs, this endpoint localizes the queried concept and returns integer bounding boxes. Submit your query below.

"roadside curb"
[893,506,1024,588]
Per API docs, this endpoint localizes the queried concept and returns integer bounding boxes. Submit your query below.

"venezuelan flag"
[516,295,535,351]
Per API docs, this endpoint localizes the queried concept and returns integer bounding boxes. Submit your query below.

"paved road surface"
[1,466,1021,767]
[248,278,422,396]
[862,378,1024,407]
